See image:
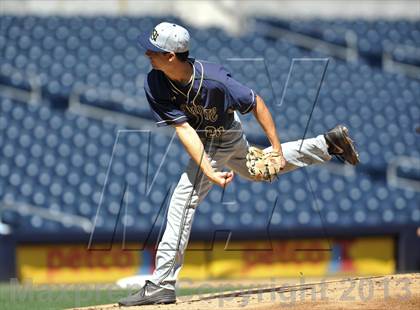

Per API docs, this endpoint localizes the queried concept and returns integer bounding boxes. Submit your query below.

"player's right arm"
[144,72,233,187]
[174,122,234,187]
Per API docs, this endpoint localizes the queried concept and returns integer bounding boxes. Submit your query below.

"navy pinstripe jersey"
[144,59,256,132]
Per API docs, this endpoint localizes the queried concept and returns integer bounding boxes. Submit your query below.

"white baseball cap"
[138,22,190,53]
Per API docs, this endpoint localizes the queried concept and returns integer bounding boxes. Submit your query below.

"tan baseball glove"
[246,146,284,182]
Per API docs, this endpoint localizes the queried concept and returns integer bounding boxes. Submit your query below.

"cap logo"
[151,29,159,42]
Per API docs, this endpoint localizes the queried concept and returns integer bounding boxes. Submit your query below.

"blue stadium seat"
[1,17,419,240]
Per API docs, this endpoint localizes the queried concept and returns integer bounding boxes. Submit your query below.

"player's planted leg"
[118,280,176,307]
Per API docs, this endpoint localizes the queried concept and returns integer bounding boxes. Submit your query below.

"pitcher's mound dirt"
[72,273,420,310]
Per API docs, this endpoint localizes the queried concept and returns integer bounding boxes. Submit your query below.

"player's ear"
[167,52,176,62]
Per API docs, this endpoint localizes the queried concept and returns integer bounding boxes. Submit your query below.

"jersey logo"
[181,104,218,122]
[204,126,224,138]
[151,29,159,42]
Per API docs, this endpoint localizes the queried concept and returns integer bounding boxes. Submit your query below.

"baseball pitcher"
[118,22,359,307]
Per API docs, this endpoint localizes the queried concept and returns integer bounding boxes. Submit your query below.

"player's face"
[145,50,171,70]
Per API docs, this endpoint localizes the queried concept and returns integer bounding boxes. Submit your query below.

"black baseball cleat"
[118,280,176,307]
[324,125,360,165]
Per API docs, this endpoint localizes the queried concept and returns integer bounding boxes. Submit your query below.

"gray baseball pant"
[150,121,332,290]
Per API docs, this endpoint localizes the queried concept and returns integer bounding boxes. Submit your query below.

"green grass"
[0,282,245,309]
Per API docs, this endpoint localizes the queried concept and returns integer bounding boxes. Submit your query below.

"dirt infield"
[71,273,419,310]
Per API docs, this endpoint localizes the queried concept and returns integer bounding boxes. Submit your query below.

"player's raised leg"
[324,124,360,165]
[227,124,359,180]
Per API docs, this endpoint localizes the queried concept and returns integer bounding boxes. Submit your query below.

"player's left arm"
[252,95,286,168]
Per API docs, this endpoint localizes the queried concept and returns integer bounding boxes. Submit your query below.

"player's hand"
[208,171,234,187]
[277,154,286,170]
[271,148,286,170]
